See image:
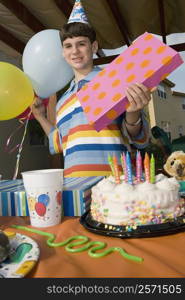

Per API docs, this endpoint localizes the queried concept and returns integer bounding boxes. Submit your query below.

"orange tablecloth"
[0,216,185,278]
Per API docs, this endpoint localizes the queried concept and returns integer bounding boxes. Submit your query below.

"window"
[157,84,167,99]
[161,121,171,141]
[178,125,183,137]
[182,99,185,110]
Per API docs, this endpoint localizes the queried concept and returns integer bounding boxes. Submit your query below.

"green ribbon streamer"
[11,225,143,263]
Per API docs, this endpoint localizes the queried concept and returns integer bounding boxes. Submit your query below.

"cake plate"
[80,211,185,238]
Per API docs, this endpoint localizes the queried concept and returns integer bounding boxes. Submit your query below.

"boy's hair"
[60,22,96,44]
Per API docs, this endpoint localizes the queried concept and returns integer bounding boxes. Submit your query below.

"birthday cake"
[90,152,185,228]
[90,174,185,227]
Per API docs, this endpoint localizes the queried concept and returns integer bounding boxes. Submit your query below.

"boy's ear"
[92,40,98,54]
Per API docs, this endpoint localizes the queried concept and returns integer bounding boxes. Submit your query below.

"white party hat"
[68,0,89,24]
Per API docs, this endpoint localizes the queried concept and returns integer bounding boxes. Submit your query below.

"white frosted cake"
[90,174,185,228]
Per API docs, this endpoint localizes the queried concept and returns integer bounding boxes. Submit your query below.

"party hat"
[68,0,89,24]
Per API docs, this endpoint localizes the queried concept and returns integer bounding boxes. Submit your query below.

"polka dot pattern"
[131,48,139,55]
[92,82,101,90]
[125,62,135,70]
[156,46,167,54]
[126,74,136,82]
[144,34,153,40]
[112,93,123,102]
[108,70,117,77]
[98,92,106,99]
[81,85,88,91]
[140,60,150,68]
[93,107,102,116]
[98,69,106,77]
[84,106,91,113]
[162,56,172,65]
[112,79,121,87]
[160,73,170,80]
[115,57,124,64]
[143,47,152,54]
[76,32,183,131]
[81,95,89,102]
[144,70,154,78]
[106,109,118,119]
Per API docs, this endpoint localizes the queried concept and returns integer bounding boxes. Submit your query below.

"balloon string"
[5,121,24,154]
[12,110,32,180]
[12,115,31,179]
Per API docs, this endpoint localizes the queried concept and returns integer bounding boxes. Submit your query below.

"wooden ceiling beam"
[106,0,131,46]
[0,24,25,54]
[54,0,73,18]
[94,55,117,65]
[170,43,185,52]
[0,0,46,32]
[157,0,166,44]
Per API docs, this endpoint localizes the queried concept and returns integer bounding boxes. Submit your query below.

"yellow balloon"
[0,62,34,120]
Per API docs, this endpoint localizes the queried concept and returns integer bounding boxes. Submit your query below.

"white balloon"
[22,29,74,98]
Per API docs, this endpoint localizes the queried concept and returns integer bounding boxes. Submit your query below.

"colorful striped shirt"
[49,66,149,178]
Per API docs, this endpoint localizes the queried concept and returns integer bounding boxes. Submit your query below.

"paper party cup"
[22,169,63,227]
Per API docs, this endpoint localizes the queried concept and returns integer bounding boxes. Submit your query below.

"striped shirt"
[49,66,149,178]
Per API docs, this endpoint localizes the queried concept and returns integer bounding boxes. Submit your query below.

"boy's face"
[62,36,98,71]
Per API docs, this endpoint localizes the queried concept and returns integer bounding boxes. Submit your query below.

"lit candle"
[136,150,142,183]
[144,152,150,183]
[150,154,155,183]
[108,154,115,176]
[120,154,124,175]
[113,155,120,184]
[122,152,128,182]
[126,151,133,185]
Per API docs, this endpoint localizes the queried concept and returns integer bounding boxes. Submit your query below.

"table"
[0,216,185,278]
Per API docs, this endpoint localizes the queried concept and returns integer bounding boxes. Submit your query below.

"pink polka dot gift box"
[77,32,183,131]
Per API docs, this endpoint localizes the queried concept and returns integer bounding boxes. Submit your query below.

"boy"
[32,6,152,178]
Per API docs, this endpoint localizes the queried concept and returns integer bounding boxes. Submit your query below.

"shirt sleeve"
[48,126,63,154]
[121,110,149,151]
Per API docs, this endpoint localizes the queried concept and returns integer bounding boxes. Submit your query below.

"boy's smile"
[62,36,98,72]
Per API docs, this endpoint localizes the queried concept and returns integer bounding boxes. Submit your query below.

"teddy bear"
[163,151,185,180]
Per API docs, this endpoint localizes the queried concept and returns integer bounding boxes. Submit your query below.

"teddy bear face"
[164,151,185,180]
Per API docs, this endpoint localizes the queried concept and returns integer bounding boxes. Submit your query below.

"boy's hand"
[125,83,154,113]
[31,97,46,120]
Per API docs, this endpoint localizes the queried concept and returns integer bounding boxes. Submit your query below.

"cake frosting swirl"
[90,174,185,227]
